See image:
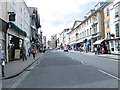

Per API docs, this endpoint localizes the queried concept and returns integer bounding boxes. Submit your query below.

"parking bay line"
[98,69,120,81]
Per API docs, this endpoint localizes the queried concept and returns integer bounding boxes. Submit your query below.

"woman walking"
[32,47,36,59]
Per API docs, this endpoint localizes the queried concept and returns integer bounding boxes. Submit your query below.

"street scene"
[0,0,120,89]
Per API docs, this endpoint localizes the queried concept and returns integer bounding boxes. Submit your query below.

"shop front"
[108,38,120,54]
[8,34,24,61]
[0,19,8,55]
[7,22,27,61]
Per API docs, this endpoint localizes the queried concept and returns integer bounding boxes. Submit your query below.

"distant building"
[51,34,57,49]
[59,28,70,49]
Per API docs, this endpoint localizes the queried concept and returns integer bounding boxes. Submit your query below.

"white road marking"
[98,69,120,81]
[80,61,85,64]
[11,71,30,88]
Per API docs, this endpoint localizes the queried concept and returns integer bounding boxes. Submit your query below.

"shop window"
[111,41,114,51]
[115,23,119,37]
[115,7,119,18]
[115,40,120,51]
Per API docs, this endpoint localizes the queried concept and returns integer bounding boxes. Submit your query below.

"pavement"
[1,52,44,80]
[69,50,120,60]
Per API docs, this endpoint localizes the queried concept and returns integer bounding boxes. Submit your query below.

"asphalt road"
[10,50,119,88]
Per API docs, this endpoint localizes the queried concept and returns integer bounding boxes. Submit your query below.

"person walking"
[22,47,27,61]
[28,48,31,57]
[94,47,97,55]
[0,49,6,77]
[32,48,36,59]
[97,46,100,55]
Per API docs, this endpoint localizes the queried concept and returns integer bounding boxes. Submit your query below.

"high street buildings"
[0,0,41,62]
[58,0,120,54]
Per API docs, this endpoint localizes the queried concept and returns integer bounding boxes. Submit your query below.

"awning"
[9,22,27,37]
[93,39,104,45]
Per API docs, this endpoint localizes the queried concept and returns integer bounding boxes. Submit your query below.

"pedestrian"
[97,46,100,55]
[94,47,97,55]
[28,48,31,57]
[22,47,27,61]
[0,49,6,77]
[32,48,36,59]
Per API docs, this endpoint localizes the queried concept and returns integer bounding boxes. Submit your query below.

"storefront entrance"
[8,34,23,61]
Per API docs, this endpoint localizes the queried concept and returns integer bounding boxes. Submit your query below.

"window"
[106,8,109,16]
[87,29,89,36]
[90,18,91,23]
[80,33,81,38]
[93,25,97,34]
[85,30,86,37]
[115,40,120,51]
[106,20,110,28]
[115,7,119,18]
[107,32,110,39]
[115,23,119,37]
[90,28,92,35]
[13,0,16,5]
[87,21,88,25]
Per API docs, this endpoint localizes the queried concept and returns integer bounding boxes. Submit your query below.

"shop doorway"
[8,34,23,61]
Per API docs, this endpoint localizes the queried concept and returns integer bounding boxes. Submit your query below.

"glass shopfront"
[8,34,23,61]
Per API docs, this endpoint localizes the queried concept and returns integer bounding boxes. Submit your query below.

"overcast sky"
[24,0,106,41]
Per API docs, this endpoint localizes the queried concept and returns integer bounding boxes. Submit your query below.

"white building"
[109,0,120,54]
[59,28,70,49]
[68,2,108,52]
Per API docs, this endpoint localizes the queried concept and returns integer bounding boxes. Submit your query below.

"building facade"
[109,0,120,54]
[103,2,113,53]
[4,0,31,62]
[0,0,41,62]
[68,2,107,52]
[51,34,57,49]
[28,7,41,45]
